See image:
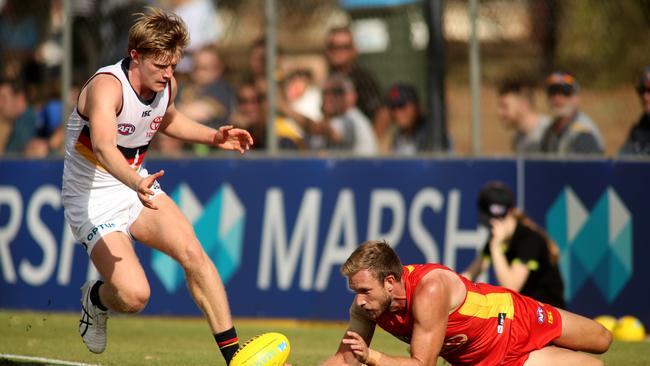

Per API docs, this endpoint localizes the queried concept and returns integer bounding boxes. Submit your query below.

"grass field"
[1,310,648,366]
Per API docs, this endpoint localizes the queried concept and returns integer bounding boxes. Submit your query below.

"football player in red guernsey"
[321,241,611,366]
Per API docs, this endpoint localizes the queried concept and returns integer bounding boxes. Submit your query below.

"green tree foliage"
[555,0,650,87]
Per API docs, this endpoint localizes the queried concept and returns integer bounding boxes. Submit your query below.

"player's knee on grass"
[593,325,613,354]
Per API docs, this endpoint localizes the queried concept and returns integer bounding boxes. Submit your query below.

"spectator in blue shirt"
[0,78,38,156]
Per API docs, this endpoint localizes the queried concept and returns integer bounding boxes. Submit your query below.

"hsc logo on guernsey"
[150,183,245,293]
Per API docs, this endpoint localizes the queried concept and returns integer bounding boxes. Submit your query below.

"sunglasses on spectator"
[324,87,345,95]
[546,84,575,96]
[327,43,353,51]
[637,86,650,95]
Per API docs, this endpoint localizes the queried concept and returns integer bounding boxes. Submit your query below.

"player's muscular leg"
[524,346,604,366]
[552,308,612,353]
[90,232,151,313]
[130,193,234,333]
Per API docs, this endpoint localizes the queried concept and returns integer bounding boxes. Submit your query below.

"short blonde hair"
[341,240,403,282]
[128,7,189,61]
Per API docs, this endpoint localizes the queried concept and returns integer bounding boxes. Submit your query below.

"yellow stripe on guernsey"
[458,292,515,320]
[75,142,108,172]
[405,265,415,274]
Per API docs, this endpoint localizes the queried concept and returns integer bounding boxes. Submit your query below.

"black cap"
[386,83,419,108]
[477,181,514,226]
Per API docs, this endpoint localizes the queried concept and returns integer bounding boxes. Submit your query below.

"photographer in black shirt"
[462,181,566,309]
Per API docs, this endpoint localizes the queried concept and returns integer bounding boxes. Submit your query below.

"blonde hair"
[341,240,403,282]
[128,7,189,61]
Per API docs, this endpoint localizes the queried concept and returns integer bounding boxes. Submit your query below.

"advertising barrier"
[0,158,647,325]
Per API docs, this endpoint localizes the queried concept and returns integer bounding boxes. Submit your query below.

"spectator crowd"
[0,0,648,159]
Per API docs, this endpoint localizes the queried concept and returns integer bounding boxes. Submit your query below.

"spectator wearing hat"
[497,78,550,154]
[540,71,604,155]
[385,83,437,155]
[620,67,650,155]
[462,181,566,309]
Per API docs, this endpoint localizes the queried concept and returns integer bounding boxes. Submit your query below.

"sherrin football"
[230,332,290,366]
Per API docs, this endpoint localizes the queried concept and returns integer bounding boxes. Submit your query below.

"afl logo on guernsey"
[536,306,545,324]
[117,123,136,135]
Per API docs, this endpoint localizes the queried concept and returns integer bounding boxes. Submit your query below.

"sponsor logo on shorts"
[117,123,136,135]
[497,312,506,334]
[547,310,554,324]
[536,306,545,324]
[86,222,116,242]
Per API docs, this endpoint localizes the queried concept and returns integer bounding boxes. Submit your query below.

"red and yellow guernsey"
[63,58,170,196]
[376,264,562,366]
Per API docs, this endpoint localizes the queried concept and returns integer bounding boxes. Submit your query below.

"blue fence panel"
[524,160,650,323]
[1,158,648,325]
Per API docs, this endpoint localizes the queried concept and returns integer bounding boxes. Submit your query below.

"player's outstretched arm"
[347,274,450,366]
[160,77,253,153]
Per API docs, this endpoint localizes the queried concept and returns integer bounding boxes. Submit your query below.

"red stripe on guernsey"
[77,125,149,168]
[77,126,93,150]
[217,337,239,348]
[117,143,150,168]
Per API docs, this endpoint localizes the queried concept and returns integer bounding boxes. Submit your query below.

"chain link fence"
[0,0,647,157]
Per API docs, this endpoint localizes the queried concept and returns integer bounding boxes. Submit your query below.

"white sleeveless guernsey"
[63,58,170,196]
[62,58,170,253]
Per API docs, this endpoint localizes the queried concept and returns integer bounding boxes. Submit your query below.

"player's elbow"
[92,143,116,164]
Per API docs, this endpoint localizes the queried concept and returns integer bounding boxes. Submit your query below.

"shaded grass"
[1,310,647,365]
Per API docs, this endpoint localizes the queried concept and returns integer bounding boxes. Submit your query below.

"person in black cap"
[385,82,450,155]
[462,181,566,309]
[620,67,650,155]
[540,71,604,155]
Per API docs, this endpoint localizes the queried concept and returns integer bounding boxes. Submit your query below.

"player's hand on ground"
[341,331,369,364]
[136,170,164,210]
[214,125,253,154]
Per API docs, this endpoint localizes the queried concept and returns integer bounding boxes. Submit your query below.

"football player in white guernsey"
[62,8,250,364]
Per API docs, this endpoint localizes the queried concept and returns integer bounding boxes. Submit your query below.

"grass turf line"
[1,310,647,366]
